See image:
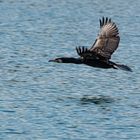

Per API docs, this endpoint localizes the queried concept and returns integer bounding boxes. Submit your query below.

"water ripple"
[0,0,140,140]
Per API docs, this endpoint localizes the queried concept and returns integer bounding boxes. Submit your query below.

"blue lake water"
[0,0,140,139]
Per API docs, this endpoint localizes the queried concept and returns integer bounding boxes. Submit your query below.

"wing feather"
[90,17,120,59]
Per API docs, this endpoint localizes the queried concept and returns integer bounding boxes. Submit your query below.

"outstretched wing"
[76,46,98,59]
[90,17,120,59]
[76,17,120,60]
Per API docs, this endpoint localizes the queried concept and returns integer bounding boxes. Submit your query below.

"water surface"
[0,0,140,139]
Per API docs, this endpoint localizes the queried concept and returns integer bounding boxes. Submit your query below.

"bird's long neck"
[61,57,83,64]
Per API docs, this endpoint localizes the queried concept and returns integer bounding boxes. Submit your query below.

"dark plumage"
[49,17,132,72]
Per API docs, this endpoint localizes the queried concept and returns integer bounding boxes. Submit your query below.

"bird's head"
[49,57,83,64]
[49,58,64,63]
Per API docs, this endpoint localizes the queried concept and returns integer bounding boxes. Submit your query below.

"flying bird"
[49,17,132,72]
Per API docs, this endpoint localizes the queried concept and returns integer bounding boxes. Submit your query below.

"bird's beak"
[48,58,62,63]
[48,59,56,62]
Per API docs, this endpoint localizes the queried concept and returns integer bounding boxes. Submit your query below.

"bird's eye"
[57,59,62,63]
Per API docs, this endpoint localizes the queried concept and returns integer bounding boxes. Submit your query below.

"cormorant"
[49,17,132,72]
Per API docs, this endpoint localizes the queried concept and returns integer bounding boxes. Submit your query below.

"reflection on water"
[80,95,114,105]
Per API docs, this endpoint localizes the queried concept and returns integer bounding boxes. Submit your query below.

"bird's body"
[49,57,132,71]
[49,17,132,72]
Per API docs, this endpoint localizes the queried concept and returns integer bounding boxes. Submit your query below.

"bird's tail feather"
[113,63,132,72]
